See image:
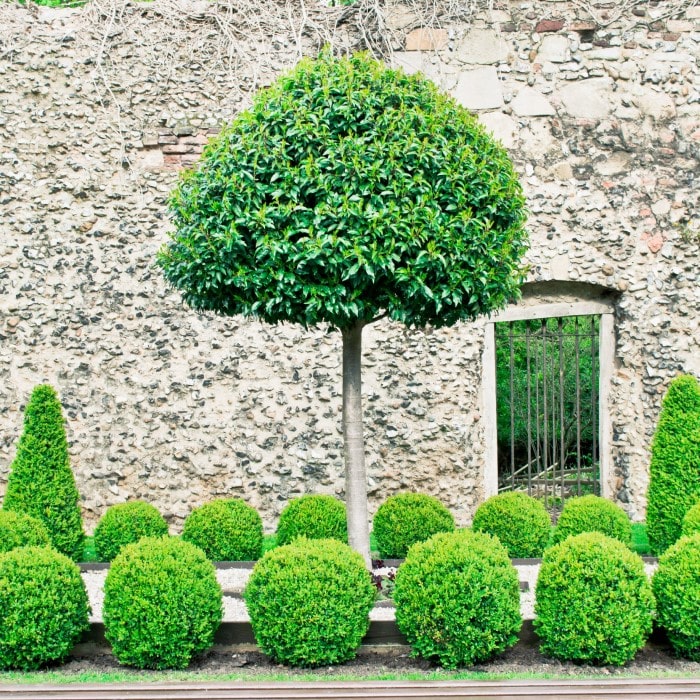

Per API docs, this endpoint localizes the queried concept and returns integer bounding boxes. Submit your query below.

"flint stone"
[455,29,509,65]
[511,87,556,116]
[558,78,612,118]
[451,67,504,110]
[537,35,570,63]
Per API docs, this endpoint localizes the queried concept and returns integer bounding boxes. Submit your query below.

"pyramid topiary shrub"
[551,495,631,547]
[0,546,90,670]
[182,498,263,561]
[103,536,222,669]
[3,385,84,560]
[534,532,654,665]
[652,533,700,660]
[0,511,51,554]
[372,492,455,558]
[94,501,169,562]
[472,492,551,558]
[646,374,700,554]
[393,529,522,668]
[276,494,347,547]
[244,537,375,667]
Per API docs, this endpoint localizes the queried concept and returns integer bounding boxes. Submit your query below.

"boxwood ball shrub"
[652,533,700,660]
[0,510,51,554]
[103,536,222,669]
[534,532,654,665]
[244,538,375,667]
[93,501,169,562]
[275,494,347,547]
[393,529,521,668]
[372,492,455,558]
[472,492,551,558]
[182,498,263,561]
[0,546,90,670]
[551,494,632,547]
[682,501,700,537]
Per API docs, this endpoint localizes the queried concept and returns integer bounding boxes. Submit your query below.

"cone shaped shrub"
[275,494,347,546]
[94,501,169,562]
[103,536,222,669]
[0,510,51,554]
[534,532,654,665]
[0,546,90,670]
[646,374,700,554]
[551,495,631,547]
[472,492,551,558]
[182,498,263,561]
[372,492,455,558]
[652,533,700,660]
[244,538,375,667]
[394,529,522,668]
[3,385,84,560]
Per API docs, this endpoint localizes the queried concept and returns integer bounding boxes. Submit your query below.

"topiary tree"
[646,374,700,554]
[551,494,631,547]
[3,385,84,561]
[276,494,347,547]
[681,500,700,538]
[0,511,51,555]
[158,50,528,563]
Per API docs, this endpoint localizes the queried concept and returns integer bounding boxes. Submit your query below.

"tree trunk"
[342,320,371,567]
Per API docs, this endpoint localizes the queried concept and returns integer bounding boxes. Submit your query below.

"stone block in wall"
[510,87,556,116]
[479,112,517,148]
[557,78,612,119]
[636,90,677,121]
[455,29,509,65]
[451,66,504,110]
[405,28,448,51]
[536,34,570,63]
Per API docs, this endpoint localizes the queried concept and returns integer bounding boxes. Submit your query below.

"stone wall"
[0,0,698,531]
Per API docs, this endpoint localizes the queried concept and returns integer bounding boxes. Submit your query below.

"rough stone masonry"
[0,0,698,531]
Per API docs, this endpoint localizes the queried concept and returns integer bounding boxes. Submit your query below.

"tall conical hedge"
[646,374,700,555]
[3,385,84,560]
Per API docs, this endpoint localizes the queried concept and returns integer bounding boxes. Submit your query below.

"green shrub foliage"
[0,510,51,554]
[0,546,90,670]
[275,494,347,547]
[534,532,654,665]
[93,501,169,562]
[3,385,84,560]
[244,538,375,667]
[372,493,455,558]
[103,537,222,669]
[652,533,700,660]
[681,501,700,537]
[472,492,551,558]
[182,498,263,561]
[551,495,631,546]
[647,375,700,554]
[393,530,521,668]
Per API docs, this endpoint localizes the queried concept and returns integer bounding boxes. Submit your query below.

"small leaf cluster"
[372,492,455,558]
[103,536,223,669]
[652,533,700,660]
[551,495,631,547]
[0,546,90,670]
[534,532,654,666]
[681,501,700,537]
[3,385,84,561]
[0,510,51,554]
[393,529,522,668]
[472,492,551,558]
[93,501,169,562]
[159,50,528,331]
[244,537,375,667]
[275,494,347,546]
[646,374,700,554]
[182,498,263,561]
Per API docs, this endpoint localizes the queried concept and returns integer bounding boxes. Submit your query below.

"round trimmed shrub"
[0,546,90,670]
[0,510,51,554]
[93,501,169,562]
[393,529,521,668]
[681,501,700,538]
[182,498,263,561]
[372,492,455,558]
[103,536,222,669]
[534,532,654,665]
[652,533,700,660]
[275,494,347,547]
[551,495,631,547]
[244,538,375,667]
[472,492,551,558]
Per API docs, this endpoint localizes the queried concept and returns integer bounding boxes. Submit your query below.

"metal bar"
[526,321,532,497]
[541,318,548,507]
[591,316,599,495]
[509,322,516,491]
[575,317,582,496]
[558,317,565,503]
